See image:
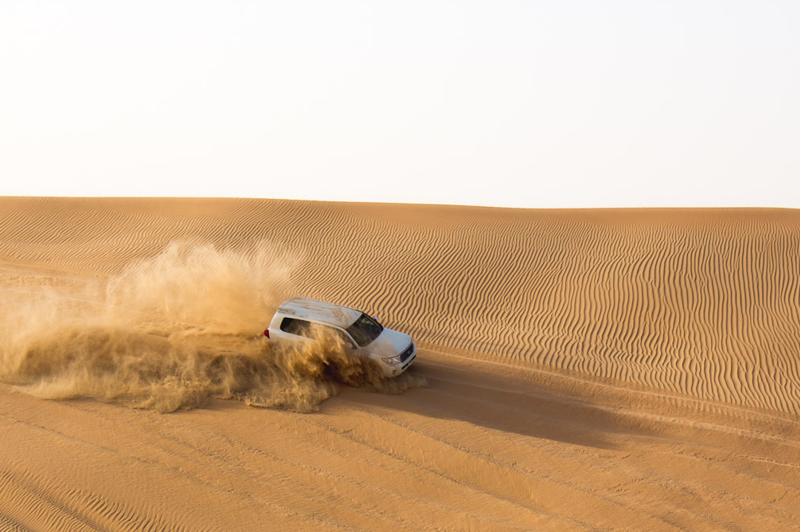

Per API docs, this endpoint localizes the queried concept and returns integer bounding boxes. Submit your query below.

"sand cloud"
[1,242,424,412]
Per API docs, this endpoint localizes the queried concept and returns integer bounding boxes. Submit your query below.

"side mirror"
[374,315,380,323]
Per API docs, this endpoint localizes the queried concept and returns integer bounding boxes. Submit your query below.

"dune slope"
[1,197,799,531]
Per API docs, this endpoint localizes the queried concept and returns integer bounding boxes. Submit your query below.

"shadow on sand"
[332,355,656,450]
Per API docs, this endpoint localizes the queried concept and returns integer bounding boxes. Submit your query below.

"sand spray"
[0,242,424,412]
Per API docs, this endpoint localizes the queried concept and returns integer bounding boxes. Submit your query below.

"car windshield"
[346,313,383,347]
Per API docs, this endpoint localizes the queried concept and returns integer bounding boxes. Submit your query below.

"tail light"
[264,329,270,338]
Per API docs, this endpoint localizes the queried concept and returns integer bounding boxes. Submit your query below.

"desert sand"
[1,197,799,531]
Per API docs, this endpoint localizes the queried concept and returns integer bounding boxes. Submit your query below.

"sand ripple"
[1,199,799,414]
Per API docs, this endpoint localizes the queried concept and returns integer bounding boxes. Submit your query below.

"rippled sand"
[1,197,799,530]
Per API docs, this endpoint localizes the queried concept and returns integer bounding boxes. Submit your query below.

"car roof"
[275,298,362,329]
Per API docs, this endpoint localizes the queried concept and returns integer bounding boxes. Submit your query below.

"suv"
[264,298,417,377]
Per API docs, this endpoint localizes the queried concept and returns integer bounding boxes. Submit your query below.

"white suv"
[264,298,417,377]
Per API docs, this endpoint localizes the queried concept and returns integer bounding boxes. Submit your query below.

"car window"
[280,318,355,346]
[321,326,356,347]
[280,317,313,338]
[346,313,383,347]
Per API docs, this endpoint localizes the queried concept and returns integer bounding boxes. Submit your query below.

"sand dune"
[1,197,799,530]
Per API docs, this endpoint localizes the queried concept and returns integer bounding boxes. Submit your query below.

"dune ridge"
[2,198,798,413]
[1,197,799,530]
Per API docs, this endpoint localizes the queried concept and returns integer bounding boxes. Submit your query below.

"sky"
[1,1,798,209]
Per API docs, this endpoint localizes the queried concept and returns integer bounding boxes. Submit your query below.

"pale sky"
[2,1,798,209]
